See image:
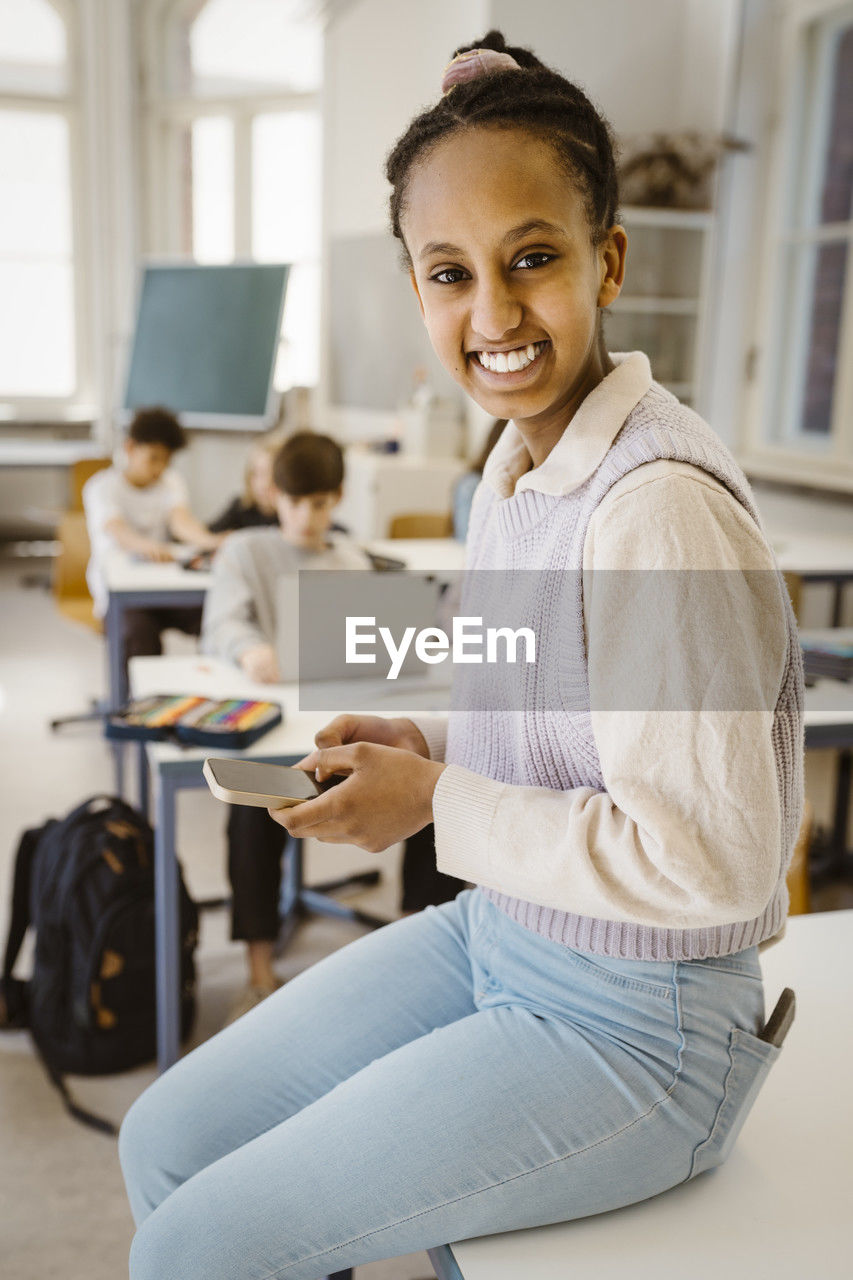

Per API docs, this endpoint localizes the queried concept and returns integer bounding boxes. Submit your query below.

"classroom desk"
[103,550,213,712]
[103,539,465,714]
[769,529,853,626]
[130,653,453,1073]
[134,652,853,1074]
[366,537,466,575]
[428,907,852,1280]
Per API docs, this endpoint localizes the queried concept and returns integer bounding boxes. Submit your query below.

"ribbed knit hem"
[406,713,449,763]
[478,883,789,961]
[432,765,505,882]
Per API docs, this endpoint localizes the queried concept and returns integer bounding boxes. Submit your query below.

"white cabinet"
[606,206,715,409]
[337,448,466,541]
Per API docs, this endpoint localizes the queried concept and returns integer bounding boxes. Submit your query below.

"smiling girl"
[120,32,804,1280]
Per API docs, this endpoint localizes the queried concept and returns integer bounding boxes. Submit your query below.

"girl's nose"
[470,275,523,342]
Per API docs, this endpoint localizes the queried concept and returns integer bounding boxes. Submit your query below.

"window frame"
[140,0,322,393]
[740,0,853,491]
[0,0,93,421]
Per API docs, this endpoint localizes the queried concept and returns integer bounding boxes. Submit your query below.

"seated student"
[83,406,225,665]
[206,431,284,534]
[200,431,371,1020]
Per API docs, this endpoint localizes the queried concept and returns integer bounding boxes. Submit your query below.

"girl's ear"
[597,225,627,308]
[409,270,426,319]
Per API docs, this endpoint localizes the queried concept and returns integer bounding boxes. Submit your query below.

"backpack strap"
[62,794,140,829]
[1,824,48,1028]
[32,1037,118,1136]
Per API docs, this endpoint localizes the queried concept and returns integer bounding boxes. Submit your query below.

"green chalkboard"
[124,263,289,426]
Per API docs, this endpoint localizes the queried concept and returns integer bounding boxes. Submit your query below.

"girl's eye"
[514,252,554,270]
[430,268,468,285]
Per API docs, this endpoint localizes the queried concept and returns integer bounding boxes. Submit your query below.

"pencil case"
[105,694,283,749]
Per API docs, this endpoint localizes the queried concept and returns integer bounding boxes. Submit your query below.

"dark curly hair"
[385,30,621,264]
[128,407,187,453]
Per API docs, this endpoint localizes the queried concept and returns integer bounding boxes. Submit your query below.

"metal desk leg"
[106,593,129,798]
[154,772,181,1073]
[112,742,126,799]
[428,1246,464,1279]
[137,742,150,820]
[106,592,125,710]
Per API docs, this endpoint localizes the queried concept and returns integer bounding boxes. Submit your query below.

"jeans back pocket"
[690,1027,781,1177]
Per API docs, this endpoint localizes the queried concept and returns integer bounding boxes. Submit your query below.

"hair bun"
[441,48,521,94]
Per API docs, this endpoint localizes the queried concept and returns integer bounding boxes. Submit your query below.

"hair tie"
[441,48,521,94]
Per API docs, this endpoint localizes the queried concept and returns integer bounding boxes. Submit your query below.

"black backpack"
[1,795,198,1133]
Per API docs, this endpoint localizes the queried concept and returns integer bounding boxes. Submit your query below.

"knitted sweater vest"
[449,383,804,961]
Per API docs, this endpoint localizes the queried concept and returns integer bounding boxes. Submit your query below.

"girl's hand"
[268,742,445,853]
[308,713,430,759]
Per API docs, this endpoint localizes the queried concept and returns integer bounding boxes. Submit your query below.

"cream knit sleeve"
[429,464,789,929]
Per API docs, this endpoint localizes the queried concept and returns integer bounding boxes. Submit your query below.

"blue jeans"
[120,889,778,1280]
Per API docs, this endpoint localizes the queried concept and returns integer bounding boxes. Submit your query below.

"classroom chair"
[50,457,111,729]
[52,510,101,633]
[68,455,112,512]
[389,511,454,538]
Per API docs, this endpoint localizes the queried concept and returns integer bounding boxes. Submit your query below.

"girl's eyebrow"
[418,219,566,262]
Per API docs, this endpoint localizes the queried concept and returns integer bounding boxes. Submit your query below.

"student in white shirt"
[83,407,224,669]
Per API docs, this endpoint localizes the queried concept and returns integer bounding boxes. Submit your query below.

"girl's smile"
[403,126,626,465]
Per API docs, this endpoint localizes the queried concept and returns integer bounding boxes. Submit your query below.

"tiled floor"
[0,556,432,1280]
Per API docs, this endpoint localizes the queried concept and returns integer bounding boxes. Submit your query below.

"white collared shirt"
[413,353,789,931]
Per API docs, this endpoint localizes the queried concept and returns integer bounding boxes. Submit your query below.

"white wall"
[324,0,740,240]
[490,0,738,136]
[320,0,742,453]
[324,0,490,239]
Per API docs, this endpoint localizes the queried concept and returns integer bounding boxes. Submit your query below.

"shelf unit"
[607,206,715,410]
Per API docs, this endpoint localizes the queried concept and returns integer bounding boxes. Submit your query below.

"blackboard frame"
[121,260,289,431]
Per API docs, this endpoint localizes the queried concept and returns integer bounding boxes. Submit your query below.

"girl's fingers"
[314,714,357,748]
[268,792,352,841]
[311,743,362,780]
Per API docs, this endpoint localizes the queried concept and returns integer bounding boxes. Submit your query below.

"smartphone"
[203,757,342,808]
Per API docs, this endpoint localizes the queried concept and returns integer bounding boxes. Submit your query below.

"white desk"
[768,529,853,627]
[131,654,452,1072]
[103,549,213,711]
[770,529,853,576]
[103,540,464,714]
[430,908,853,1280]
[0,438,104,467]
[367,538,466,574]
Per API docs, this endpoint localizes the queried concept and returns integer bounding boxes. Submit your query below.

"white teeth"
[475,341,545,373]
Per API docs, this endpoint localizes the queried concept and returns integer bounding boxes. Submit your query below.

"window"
[144,0,323,393]
[0,0,81,407]
[747,2,853,484]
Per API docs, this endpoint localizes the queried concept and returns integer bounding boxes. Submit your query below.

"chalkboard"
[328,233,464,413]
[123,263,289,428]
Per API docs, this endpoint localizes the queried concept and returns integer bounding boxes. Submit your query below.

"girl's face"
[248,448,276,514]
[403,126,626,460]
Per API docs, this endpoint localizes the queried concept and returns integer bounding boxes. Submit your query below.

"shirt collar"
[482,351,653,499]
